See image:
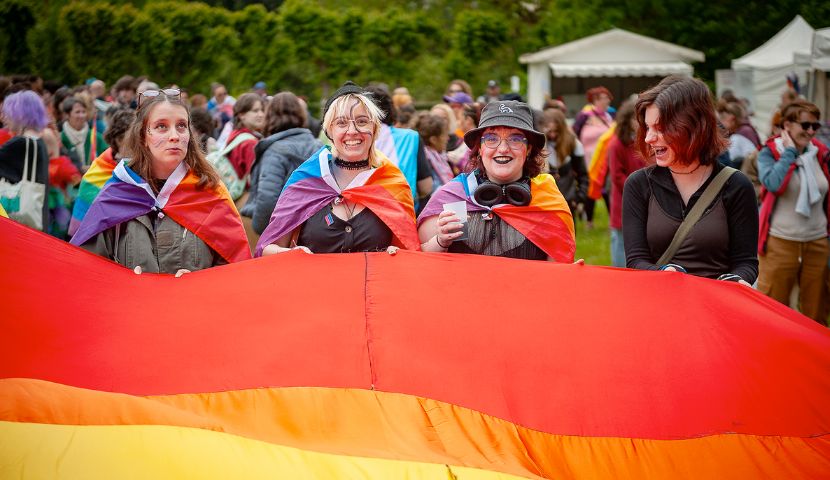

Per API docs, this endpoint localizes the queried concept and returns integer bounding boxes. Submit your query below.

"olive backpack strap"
[656,166,738,266]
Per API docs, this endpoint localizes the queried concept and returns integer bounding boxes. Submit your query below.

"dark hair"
[467,128,547,178]
[395,103,416,127]
[103,107,135,156]
[123,94,219,190]
[265,92,307,136]
[113,75,135,93]
[463,102,483,127]
[189,107,214,137]
[716,99,746,122]
[635,75,727,166]
[415,113,447,150]
[614,101,637,146]
[232,92,263,129]
[586,86,612,104]
[364,84,395,126]
[781,99,821,123]
[60,96,86,115]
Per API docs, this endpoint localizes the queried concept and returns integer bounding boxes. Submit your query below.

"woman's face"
[330,100,374,162]
[784,111,820,150]
[240,101,265,132]
[644,105,678,168]
[593,93,611,112]
[144,102,190,178]
[69,103,87,130]
[479,126,528,183]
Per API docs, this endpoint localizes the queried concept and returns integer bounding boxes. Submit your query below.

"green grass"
[573,201,612,267]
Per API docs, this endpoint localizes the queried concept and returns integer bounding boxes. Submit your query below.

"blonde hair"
[322,93,384,167]
[430,103,457,133]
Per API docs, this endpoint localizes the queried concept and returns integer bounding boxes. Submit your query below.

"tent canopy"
[733,15,814,70]
[813,28,830,71]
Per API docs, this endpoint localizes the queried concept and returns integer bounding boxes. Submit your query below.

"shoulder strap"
[657,166,737,265]
[219,133,256,157]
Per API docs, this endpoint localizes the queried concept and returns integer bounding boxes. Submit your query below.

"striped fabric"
[418,172,576,262]
[70,159,250,263]
[2,218,829,478]
[68,147,118,236]
[255,147,419,256]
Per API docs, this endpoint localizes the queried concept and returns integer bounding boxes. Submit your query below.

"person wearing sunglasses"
[417,100,575,261]
[757,99,830,323]
[71,89,251,275]
[255,82,419,256]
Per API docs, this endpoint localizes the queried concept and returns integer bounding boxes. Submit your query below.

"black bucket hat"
[463,100,545,150]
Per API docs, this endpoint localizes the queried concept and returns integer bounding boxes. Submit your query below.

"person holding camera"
[417,100,575,262]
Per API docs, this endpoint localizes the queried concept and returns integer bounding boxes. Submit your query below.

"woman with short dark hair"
[622,75,758,284]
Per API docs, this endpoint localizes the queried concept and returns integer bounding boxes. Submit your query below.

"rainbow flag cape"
[587,124,616,200]
[2,217,830,478]
[255,147,418,256]
[68,147,118,236]
[418,172,575,262]
[70,160,250,263]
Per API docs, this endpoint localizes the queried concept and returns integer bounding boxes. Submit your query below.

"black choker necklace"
[334,157,369,170]
[669,163,702,175]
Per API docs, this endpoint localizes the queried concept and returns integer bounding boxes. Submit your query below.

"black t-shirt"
[297,203,393,253]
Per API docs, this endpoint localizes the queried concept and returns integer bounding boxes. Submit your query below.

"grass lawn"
[574,201,612,267]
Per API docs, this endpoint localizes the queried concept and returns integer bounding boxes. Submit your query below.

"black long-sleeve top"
[622,162,759,283]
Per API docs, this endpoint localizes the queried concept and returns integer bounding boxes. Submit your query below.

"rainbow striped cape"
[418,172,575,262]
[2,217,830,478]
[70,160,250,263]
[587,124,616,200]
[255,147,419,256]
[68,147,119,236]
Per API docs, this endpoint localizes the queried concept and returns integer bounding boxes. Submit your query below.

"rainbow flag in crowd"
[587,125,616,200]
[255,147,419,256]
[418,172,575,262]
[1,217,829,478]
[70,159,250,263]
[68,148,118,236]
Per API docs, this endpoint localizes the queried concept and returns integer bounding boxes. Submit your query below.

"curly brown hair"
[123,94,219,191]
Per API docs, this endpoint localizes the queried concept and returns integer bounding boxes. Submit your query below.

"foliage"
[4,0,830,104]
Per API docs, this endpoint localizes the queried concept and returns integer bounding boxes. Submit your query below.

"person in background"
[607,101,646,267]
[252,81,268,98]
[111,75,136,109]
[445,79,473,98]
[430,103,464,155]
[60,96,108,172]
[757,99,829,323]
[540,108,587,218]
[415,113,453,190]
[623,75,758,284]
[71,88,250,273]
[225,92,266,200]
[477,80,502,104]
[447,102,482,173]
[0,90,51,231]
[418,100,575,261]
[256,82,419,256]
[242,91,323,247]
[190,107,218,155]
[89,79,111,130]
[574,86,614,228]
[717,100,760,168]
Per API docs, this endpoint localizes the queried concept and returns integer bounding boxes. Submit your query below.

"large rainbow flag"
[2,218,828,478]
[255,147,419,255]
[419,172,575,263]
[68,147,119,236]
[70,159,250,264]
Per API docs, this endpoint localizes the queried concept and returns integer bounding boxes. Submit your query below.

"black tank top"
[297,203,393,253]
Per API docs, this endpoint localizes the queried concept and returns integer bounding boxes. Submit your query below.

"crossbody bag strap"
[656,166,737,265]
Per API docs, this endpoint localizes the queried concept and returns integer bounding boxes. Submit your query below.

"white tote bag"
[0,137,46,230]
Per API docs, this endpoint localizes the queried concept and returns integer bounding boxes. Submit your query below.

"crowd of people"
[0,73,828,324]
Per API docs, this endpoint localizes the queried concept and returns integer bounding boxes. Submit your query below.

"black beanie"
[323,81,365,118]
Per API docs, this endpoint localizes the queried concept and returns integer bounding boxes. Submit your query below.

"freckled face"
[145,102,190,178]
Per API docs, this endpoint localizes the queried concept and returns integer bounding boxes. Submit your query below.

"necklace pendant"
[482,212,493,221]
[334,196,343,205]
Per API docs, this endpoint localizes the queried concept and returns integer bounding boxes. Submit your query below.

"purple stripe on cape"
[417,180,485,227]
[254,176,337,256]
[70,182,154,247]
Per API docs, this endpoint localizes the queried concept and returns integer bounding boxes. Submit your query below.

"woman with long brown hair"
[541,108,588,215]
[71,89,250,274]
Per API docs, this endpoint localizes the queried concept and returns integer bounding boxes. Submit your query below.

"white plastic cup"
[442,201,469,241]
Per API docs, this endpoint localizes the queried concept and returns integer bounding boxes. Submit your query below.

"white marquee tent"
[808,28,830,118]
[520,28,704,112]
[731,16,815,137]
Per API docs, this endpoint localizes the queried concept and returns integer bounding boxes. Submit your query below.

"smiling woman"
[255,81,419,256]
[417,101,576,262]
[70,90,251,274]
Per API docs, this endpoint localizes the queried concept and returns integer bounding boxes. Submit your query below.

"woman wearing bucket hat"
[255,82,419,256]
[417,100,576,261]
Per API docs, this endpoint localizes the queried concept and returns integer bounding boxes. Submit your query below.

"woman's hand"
[781,129,795,149]
[261,244,312,256]
[175,269,191,278]
[386,246,399,256]
[435,210,464,248]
